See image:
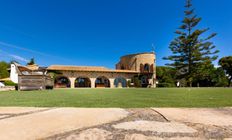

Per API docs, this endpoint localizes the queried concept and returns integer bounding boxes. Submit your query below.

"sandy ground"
[152,108,232,126]
[0,107,231,140]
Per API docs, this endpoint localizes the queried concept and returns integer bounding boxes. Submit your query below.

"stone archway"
[114,77,127,88]
[95,76,110,88]
[75,77,91,88]
[54,76,71,88]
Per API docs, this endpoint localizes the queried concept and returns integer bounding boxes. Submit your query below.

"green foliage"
[132,76,142,87]
[164,0,219,86]
[192,62,215,86]
[156,66,176,87]
[47,72,57,81]
[212,68,228,87]
[47,71,63,81]
[0,61,10,79]
[192,66,228,87]
[219,56,232,87]
[27,58,35,65]
[127,80,131,87]
[157,64,227,87]
[4,80,17,86]
[157,83,175,87]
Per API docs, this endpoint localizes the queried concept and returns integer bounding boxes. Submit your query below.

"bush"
[133,77,142,87]
[157,83,176,87]
[127,80,131,87]
[4,80,17,86]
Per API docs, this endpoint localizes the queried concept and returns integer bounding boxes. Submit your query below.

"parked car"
[0,82,5,88]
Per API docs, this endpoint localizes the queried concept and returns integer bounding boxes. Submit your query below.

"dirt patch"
[61,128,112,140]
[186,123,232,139]
[47,108,232,140]
[113,121,197,134]
[152,108,232,126]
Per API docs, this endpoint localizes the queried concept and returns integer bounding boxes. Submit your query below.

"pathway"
[0,107,231,140]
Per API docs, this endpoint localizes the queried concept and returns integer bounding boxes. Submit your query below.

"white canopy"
[0,82,5,87]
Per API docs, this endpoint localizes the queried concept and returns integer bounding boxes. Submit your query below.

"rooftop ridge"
[120,52,155,59]
[47,65,139,73]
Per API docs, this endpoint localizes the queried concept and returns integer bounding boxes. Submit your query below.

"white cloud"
[0,41,75,63]
[0,49,28,62]
[9,54,29,62]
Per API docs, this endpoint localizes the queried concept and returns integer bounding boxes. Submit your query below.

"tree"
[27,58,35,65]
[164,0,219,87]
[0,61,10,79]
[193,66,227,87]
[156,66,176,87]
[211,67,228,87]
[219,56,232,87]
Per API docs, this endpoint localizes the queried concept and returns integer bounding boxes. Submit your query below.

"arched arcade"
[75,77,91,88]
[54,76,71,88]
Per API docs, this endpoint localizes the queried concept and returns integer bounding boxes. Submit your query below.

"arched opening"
[144,64,150,73]
[75,77,91,88]
[141,75,149,87]
[54,76,70,88]
[114,77,127,88]
[95,76,110,88]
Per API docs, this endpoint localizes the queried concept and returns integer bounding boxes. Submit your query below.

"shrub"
[127,80,131,87]
[4,80,17,86]
[157,83,175,87]
[133,77,142,87]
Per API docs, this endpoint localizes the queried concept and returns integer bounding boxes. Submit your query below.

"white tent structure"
[0,82,5,87]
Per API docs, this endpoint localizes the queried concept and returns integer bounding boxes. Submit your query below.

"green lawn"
[0,88,231,108]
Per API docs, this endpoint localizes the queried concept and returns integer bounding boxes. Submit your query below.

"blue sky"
[0,0,231,68]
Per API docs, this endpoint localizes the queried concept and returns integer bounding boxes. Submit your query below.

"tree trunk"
[228,77,232,87]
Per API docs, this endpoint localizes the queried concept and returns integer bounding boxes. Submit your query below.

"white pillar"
[151,73,156,88]
[109,78,115,88]
[69,77,75,88]
[152,78,157,88]
[90,78,96,88]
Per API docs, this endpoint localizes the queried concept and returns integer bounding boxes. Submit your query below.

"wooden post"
[18,76,21,91]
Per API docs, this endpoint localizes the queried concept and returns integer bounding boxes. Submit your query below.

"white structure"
[10,64,19,84]
[0,82,5,87]
[10,63,45,84]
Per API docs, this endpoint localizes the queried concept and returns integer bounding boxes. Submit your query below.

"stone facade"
[116,52,156,88]
[48,52,156,88]
[116,52,156,72]
[57,71,136,88]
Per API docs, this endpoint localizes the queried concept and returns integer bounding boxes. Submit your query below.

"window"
[144,64,150,72]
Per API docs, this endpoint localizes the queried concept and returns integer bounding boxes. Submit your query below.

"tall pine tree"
[164,0,219,87]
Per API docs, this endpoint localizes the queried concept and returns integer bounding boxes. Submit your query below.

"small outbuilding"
[10,63,53,91]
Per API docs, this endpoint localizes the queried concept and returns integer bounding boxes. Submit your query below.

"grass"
[0,88,231,108]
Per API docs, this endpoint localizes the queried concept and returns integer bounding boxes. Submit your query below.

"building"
[10,52,156,89]
[10,63,53,90]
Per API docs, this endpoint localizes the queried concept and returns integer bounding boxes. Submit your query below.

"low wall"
[0,86,15,91]
[18,75,53,91]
